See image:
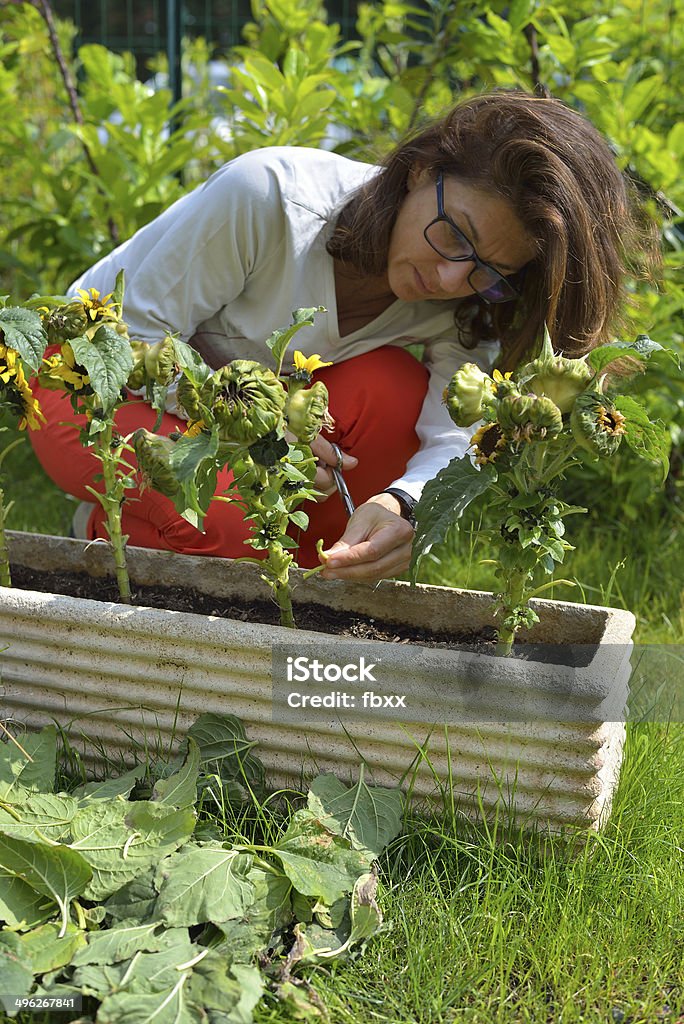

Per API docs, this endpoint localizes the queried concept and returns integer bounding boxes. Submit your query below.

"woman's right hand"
[285,431,358,500]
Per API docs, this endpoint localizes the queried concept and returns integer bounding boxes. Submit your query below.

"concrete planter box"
[0,531,634,831]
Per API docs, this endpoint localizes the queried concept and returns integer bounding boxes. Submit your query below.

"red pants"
[29,347,428,568]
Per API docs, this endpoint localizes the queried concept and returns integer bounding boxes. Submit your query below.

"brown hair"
[327,90,660,370]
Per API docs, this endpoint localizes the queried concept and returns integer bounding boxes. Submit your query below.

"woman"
[30,90,654,581]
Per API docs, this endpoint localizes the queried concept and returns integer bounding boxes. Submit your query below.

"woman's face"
[386,170,536,303]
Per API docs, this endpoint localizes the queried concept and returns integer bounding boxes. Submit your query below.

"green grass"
[3,421,683,1023]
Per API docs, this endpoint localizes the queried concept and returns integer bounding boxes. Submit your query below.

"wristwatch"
[381,487,417,529]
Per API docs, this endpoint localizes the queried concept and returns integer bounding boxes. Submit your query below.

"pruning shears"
[329,443,355,518]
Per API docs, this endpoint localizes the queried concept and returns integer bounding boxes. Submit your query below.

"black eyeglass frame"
[423,173,523,304]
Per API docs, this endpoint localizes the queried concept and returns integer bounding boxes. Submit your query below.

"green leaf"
[0,725,57,795]
[586,335,664,374]
[0,869,58,929]
[614,396,671,483]
[288,509,309,530]
[73,765,144,802]
[70,921,167,966]
[76,930,199,1001]
[274,810,371,904]
[69,800,195,900]
[0,931,33,1014]
[103,868,159,922]
[111,267,125,311]
[307,772,403,858]
[69,322,134,416]
[186,954,264,1021]
[0,306,47,373]
[152,739,200,810]
[97,976,201,1024]
[186,713,264,790]
[154,844,255,927]
[265,307,325,376]
[0,833,91,938]
[410,457,497,580]
[18,921,87,974]
[172,338,214,388]
[0,791,79,842]
[214,865,292,961]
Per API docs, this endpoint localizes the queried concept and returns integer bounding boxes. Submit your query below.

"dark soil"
[11,563,496,652]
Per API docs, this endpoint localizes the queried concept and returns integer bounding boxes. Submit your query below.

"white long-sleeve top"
[69,146,498,499]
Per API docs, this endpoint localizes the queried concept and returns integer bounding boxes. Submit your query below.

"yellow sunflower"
[0,343,20,384]
[491,368,513,394]
[471,421,507,466]
[3,366,46,431]
[292,351,333,374]
[41,344,91,392]
[75,287,120,324]
[183,419,206,438]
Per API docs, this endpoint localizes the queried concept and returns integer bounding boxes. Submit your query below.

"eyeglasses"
[423,174,522,304]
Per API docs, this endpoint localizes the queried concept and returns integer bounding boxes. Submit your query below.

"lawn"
[3,418,683,1023]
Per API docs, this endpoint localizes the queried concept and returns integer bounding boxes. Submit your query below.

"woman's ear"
[407,163,433,191]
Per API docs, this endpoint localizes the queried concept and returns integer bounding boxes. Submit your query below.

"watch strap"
[382,487,417,528]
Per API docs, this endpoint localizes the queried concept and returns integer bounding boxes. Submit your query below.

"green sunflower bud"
[210,360,286,444]
[126,341,148,391]
[132,428,181,498]
[444,363,496,427]
[285,381,332,443]
[517,324,593,413]
[143,336,177,386]
[42,302,88,345]
[176,375,205,422]
[231,455,267,493]
[570,388,626,457]
[498,393,563,442]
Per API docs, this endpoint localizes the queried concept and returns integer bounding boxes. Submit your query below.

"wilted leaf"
[103,867,159,922]
[70,921,166,967]
[0,792,79,843]
[0,833,91,938]
[0,725,57,795]
[73,765,144,802]
[69,800,195,900]
[97,976,201,1024]
[154,844,254,927]
[18,921,87,974]
[152,739,200,810]
[274,811,371,904]
[0,931,33,1014]
[307,772,403,858]
[0,869,57,929]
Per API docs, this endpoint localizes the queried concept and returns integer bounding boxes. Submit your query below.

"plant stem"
[95,424,131,604]
[495,570,528,657]
[0,490,12,587]
[266,541,295,629]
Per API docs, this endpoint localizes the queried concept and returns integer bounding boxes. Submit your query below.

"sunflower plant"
[131,308,330,628]
[410,327,673,656]
[0,303,48,585]
[35,273,135,602]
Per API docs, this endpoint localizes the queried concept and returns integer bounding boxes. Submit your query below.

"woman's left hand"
[318,493,415,582]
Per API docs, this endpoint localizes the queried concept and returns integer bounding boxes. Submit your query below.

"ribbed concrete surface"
[0,533,635,830]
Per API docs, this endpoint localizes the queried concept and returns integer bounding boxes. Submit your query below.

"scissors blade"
[330,443,355,518]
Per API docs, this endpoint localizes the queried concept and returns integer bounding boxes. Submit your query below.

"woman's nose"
[436,258,473,295]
